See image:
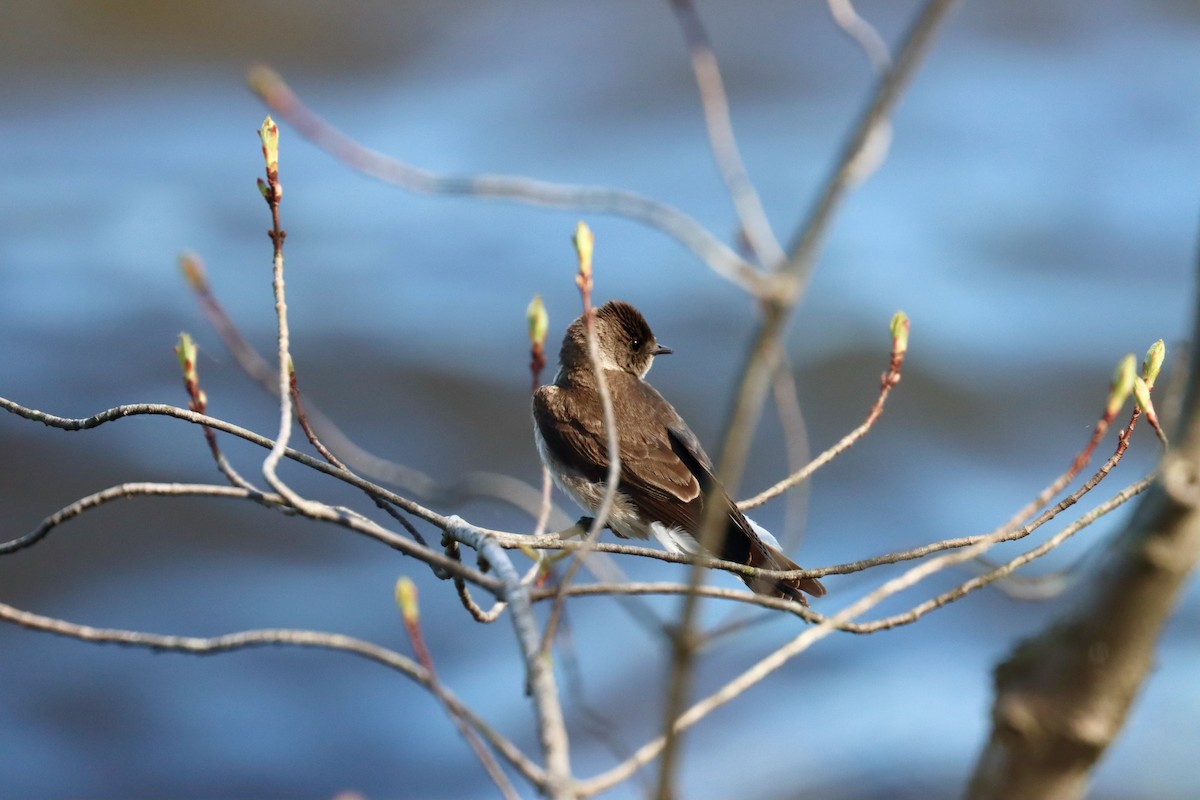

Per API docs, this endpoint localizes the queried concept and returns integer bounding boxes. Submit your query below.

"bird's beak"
[653,344,673,356]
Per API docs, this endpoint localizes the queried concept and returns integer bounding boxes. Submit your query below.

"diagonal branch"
[965,277,1200,800]
[785,0,959,294]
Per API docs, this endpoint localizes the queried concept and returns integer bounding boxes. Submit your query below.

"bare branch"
[0,600,546,788]
[181,250,571,529]
[0,482,278,556]
[668,0,787,269]
[246,65,767,295]
[541,224,623,656]
[443,516,576,799]
[785,0,959,294]
[827,0,892,73]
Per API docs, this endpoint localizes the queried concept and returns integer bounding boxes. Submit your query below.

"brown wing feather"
[535,373,825,603]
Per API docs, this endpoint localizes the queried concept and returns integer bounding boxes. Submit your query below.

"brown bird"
[532,300,825,604]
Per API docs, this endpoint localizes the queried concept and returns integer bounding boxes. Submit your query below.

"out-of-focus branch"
[966,293,1200,800]
[785,0,959,295]
[827,0,892,73]
[246,65,767,296]
[668,0,787,270]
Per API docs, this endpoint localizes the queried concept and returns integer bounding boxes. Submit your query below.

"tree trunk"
[966,258,1200,800]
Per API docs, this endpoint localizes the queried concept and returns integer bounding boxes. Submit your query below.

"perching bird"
[532,300,825,604]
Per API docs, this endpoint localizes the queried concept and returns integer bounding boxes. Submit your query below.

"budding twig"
[539,222,620,657]
[528,295,555,538]
[396,578,521,800]
[174,332,259,492]
[739,310,908,510]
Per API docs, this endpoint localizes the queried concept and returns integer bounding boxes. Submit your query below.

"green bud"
[1107,353,1137,416]
[395,577,419,626]
[258,115,279,173]
[1141,339,1165,389]
[572,221,594,279]
[527,295,549,348]
[889,310,909,355]
[1132,375,1153,417]
[174,332,198,379]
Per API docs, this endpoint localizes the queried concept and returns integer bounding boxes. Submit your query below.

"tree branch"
[0,601,547,789]
[246,65,767,296]
[966,271,1200,800]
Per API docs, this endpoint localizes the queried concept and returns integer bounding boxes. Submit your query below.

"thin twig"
[740,312,907,510]
[255,117,323,518]
[0,482,278,555]
[174,331,261,492]
[181,250,571,530]
[839,474,1154,633]
[444,537,508,623]
[540,224,621,656]
[0,601,546,788]
[785,0,959,292]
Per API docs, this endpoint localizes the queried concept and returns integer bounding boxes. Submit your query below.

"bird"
[532,299,825,604]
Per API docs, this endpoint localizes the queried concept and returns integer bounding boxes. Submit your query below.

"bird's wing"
[605,373,709,532]
[667,427,826,601]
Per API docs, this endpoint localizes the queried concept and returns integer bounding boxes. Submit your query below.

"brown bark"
[966,261,1200,800]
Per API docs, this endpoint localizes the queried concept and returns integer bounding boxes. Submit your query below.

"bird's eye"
[629,339,642,352]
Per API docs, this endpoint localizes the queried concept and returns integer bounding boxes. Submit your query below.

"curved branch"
[0,601,546,788]
[966,276,1200,798]
[246,65,767,295]
[669,0,787,269]
[0,482,277,555]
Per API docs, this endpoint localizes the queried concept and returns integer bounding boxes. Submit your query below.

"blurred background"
[1,1,1198,797]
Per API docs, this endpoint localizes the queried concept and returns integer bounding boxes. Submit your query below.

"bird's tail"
[744,546,826,606]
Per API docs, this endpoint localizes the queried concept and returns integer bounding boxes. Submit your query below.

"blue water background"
[1,2,1198,798]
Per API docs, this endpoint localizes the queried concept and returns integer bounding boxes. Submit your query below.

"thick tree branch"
[966,263,1200,800]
